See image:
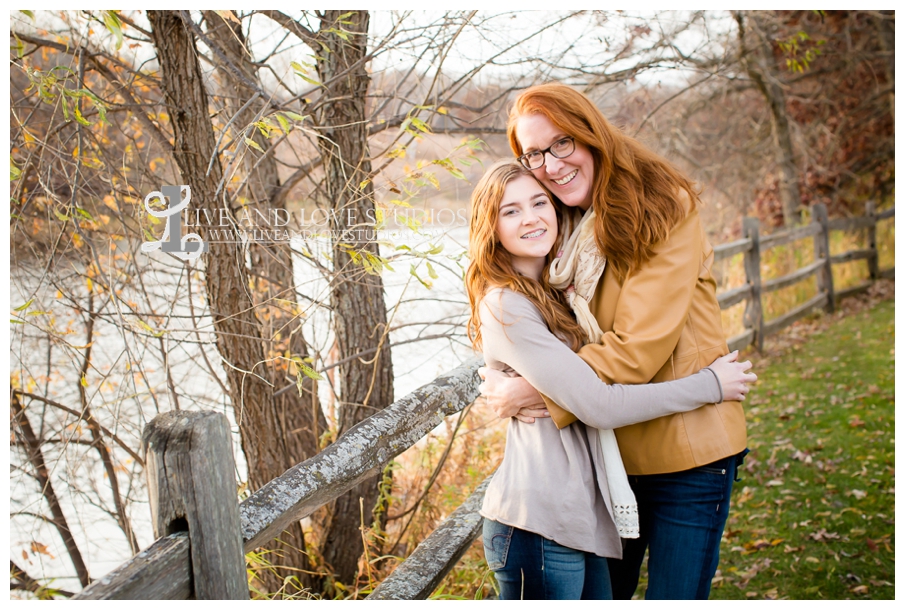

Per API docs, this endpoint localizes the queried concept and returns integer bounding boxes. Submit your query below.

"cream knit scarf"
[549,207,640,539]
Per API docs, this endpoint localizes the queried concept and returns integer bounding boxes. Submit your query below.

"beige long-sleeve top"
[478,288,723,558]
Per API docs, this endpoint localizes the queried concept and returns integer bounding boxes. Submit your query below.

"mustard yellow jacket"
[544,200,747,475]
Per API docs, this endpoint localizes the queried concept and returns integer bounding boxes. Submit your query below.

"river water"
[10,224,475,594]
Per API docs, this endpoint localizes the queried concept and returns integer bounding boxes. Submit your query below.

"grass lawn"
[439,289,895,601]
[705,297,895,600]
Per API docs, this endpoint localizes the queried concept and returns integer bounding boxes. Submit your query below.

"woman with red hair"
[478,83,750,599]
[467,160,754,599]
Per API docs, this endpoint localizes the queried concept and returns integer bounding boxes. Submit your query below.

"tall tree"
[146,10,328,590]
[308,10,395,585]
[735,10,803,226]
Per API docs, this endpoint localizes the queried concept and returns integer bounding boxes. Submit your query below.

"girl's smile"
[495,174,558,280]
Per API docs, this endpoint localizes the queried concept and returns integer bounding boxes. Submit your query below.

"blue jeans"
[483,520,613,600]
[607,451,747,600]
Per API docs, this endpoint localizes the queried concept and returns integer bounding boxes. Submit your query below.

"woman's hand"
[478,367,550,423]
[707,351,757,402]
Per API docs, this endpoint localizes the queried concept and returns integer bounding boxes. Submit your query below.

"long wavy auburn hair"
[466,160,586,352]
[507,83,700,280]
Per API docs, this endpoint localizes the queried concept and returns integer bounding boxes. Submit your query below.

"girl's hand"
[707,351,757,402]
[478,367,549,423]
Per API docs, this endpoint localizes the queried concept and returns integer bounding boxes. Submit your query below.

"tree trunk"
[148,10,325,592]
[312,9,396,588]
[875,10,894,123]
[736,11,802,226]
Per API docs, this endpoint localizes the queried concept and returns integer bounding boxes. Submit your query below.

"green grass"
[438,294,895,601]
[708,298,895,600]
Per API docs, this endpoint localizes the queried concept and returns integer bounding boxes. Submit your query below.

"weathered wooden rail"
[73,202,893,600]
[716,202,894,352]
[75,361,483,599]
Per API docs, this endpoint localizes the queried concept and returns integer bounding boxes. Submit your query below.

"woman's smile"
[515,113,595,211]
[552,170,578,186]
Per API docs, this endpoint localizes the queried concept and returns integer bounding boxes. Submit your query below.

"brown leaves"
[29,541,54,559]
[808,528,840,542]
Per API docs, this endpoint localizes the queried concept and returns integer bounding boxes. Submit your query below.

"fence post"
[866,200,880,281]
[742,217,764,351]
[142,411,248,600]
[812,203,835,314]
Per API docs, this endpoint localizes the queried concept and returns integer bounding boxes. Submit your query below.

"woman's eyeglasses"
[517,136,576,171]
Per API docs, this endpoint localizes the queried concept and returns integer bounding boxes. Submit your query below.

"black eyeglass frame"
[517,136,576,170]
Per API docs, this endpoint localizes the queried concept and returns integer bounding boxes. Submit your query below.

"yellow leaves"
[281,110,306,122]
[290,62,323,87]
[135,318,165,338]
[103,195,119,212]
[245,137,264,153]
[13,299,34,312]
[215,10,241,24]
[103,10,124,51]
[275,113,291,136]
[409,263,432,289]
[387,147,406,159]
[400,115,431,139]
[287,356,323,396]
[740,538,784,554]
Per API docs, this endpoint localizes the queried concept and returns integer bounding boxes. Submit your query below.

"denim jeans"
[607,450,748,600]
[482,519,613,600]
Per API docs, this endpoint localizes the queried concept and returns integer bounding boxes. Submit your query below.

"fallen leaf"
[30,541,54,558]
[851,585,869,594]
[865,538,878,552]
[809,528,840,542]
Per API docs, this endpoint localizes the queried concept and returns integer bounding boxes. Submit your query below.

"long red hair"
[466,160,585,352]
[507,83,699,280]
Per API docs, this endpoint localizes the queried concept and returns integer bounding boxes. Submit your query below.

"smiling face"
[515,112,596,211]
[494,174,558,280]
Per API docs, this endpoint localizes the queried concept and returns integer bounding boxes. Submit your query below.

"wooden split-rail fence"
[73,202,894,600]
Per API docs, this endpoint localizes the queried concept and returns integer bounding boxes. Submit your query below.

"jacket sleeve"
[542,205,705,428]
[480,289,721,430]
